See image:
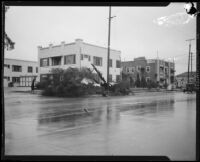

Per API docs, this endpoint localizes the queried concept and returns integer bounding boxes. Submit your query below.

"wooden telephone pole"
[186,38,195,84]
[107,6,116,94]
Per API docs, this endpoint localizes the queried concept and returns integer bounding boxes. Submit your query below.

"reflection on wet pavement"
[4,90,196,160]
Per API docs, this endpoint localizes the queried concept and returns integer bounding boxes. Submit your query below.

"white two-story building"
[4,58,38,87]
[38,39,121,83]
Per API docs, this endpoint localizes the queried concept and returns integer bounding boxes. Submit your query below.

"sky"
[5,3,196,75]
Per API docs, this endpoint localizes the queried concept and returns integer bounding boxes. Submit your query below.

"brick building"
[121,57,175,87]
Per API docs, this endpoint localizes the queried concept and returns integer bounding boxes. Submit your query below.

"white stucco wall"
[4,58,38,87]
[38,39,121,82]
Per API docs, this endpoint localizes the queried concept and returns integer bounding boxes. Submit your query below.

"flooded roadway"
[4,89,196,160]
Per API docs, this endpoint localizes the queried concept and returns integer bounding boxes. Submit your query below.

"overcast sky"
[5,3,196,75]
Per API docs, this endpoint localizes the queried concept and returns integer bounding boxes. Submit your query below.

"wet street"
[4,88,196,160]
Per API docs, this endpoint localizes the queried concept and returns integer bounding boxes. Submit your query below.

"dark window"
[40,58,49,67]
[82,54,91,61]
[4,64,10,68]
[28,66,33,73]
[52,56,61,66]
[146,77,150,82]
[93,56,102,66]
[12,77,20,83]
[109,59,112,67]
[146,66,150,73]
[36,67,38,73]
[109,75,112,82]
[116,75,121,82]
[116,60,121,68]
[64,55,76,64]
[4,76,10,81]
[160,66,164,72]
[12,65,22,72]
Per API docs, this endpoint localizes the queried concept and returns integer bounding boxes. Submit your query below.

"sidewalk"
[4,87,182,98]
[4,87,42,95]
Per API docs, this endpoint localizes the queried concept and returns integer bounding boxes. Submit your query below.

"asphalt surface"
[4,88,196,160]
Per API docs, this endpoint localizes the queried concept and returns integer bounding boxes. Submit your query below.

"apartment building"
[38,39,121,83]
[121,57,175,86]
[4,58,38,87]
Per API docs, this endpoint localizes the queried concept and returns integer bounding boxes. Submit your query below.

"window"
[132,67,135,72]
[109,74,112,82]
[52,56,61,66]
[109,59,112,67]
[116,60,121,68]
[146,66,150,73]
[116,75,121,82]
[93,56,102,66]
[127,68,129,73]
[4,64,10,68]
[146,77,150,82]
[82,54,91,61]
[12,77,20,83]
[64,55,76,64]
[40,58,49,67]
[4,76,10,81]
[28,66,33,73]
[36,67,38,73]
[12,65,22,72]
[165,68,168,74]
[137,66,141,72]
[81,54,83,60]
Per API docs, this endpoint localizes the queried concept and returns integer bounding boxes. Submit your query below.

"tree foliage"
[40,67,99,97]
[4,6,15,50]
[135,73,141,87]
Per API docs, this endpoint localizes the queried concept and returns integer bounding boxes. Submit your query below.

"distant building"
[38,39,121,83]
[4,58,38,87]
[121,57,175,86]
[175,72,196,88]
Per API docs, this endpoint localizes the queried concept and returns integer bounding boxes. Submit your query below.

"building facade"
[4,58,38,87]
[121,57,175,86]
[38,39,121,83]
[175,72,196,88]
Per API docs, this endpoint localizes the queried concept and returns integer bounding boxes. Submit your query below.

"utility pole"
[191,52,193,74]
[186,38,195,84]
[107,6,116,94]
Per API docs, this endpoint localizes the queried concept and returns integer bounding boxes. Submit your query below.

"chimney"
[61,41,65,45]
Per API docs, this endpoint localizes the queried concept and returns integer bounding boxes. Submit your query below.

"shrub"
[35,81,47,89]
[111,80,131,95]
[140,76,147,88]
[135,73,141,87]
